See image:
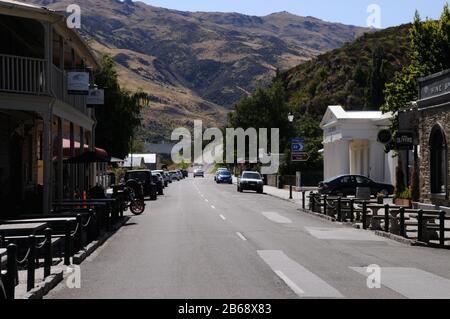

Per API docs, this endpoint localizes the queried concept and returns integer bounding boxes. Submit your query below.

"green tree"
[365,46,386,110]
[94,54,148,158]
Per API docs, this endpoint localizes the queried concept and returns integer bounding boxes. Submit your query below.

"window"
[355,176,370,184]
[340,176,352,184]
[430,125,447,194]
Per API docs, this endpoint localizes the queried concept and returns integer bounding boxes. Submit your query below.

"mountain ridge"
[27,0,370,142]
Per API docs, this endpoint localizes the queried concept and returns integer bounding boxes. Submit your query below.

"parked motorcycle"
[112,179,146,215]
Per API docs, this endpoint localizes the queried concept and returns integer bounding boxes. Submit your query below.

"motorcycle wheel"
[130,200,145,215]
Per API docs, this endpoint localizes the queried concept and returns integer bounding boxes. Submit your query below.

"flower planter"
[394,198,411,207]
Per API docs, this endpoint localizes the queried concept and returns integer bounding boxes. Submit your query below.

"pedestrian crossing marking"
[258,250,343,298]
[305,227,387,241]
[262,212,292,224]
[351,267,450,299]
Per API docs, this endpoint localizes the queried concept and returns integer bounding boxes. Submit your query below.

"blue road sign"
[291,143,304,152]
[291,137,304,143]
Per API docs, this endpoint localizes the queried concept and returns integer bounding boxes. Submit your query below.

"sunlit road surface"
[47,175,450,299]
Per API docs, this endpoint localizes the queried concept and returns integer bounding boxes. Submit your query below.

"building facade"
[416,69,450,207]
[320,105,396,185]
[0,1,101,214]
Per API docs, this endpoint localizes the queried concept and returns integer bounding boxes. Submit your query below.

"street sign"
[291,152,310,162]
[291,142,304,152]
[396,131,414,150]
[291,137,304,143]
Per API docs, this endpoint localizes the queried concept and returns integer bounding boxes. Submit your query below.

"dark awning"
[64,151,111,164]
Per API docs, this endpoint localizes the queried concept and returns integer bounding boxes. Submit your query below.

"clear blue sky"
[141,0,448,28]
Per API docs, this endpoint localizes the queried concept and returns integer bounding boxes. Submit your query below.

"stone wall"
[419,106,450,206]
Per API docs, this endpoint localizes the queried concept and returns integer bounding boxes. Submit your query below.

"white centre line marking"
[204,199,209,203]
[219,214,226,220]
[211,205,216,209]
[236,232,247,241]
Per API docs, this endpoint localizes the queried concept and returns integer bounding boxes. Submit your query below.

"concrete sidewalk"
[232,176,312,208]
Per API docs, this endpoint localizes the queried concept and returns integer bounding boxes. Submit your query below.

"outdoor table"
[0,222,48,237]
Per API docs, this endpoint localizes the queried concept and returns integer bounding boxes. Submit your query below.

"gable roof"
[320,105,392,128]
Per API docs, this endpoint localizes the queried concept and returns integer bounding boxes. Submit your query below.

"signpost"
[67,71,90,95]
[291,152,310,162]
[395,131,414,150]
[291,137,309,162]
[87,88,105,107]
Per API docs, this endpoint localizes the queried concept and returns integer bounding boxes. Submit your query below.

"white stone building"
[320,106,397,185]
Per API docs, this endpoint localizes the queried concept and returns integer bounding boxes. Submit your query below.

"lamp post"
[288,112,295,198]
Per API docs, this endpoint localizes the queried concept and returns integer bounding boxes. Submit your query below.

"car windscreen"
[219,171,231,176]
[126,172,148,182]
[242,173,261,180]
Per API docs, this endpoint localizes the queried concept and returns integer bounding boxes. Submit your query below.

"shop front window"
[430,125,447,194]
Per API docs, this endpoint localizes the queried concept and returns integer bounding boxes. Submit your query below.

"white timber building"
[320,105,397,185]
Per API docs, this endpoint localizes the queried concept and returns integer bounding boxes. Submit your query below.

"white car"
[193,168,204,178]
[237,171,264,193]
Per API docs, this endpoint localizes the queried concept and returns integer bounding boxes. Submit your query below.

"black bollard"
[337,197,342,222]
[323,195,327,216]
[64,220,72,266]
[75,214,83,252]
[399,207,406,237]
[350,199,355,223]
[384,204,390,233]
[302,191,306,210]
[310,193,315,212]
[362,201,367,230]
[44,228,52,278]
[5,243,17,299]
[27,235,36,292]
[289,185,293,200]
[417,210,424,242]
[439,211,445,247]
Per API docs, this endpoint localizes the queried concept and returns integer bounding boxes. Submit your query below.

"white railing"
[0,54,48,95]
[1,54,87,112]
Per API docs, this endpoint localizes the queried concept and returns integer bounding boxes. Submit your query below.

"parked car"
[318,175,395,197]
[216,170,232,184]
[176,170,185,179]
[153,170,169,187]
[214,168,228,181]
[194,168,204,178]
[151,171,165,195]
[237,171,264,193]
[124,170,157,200]
[169,170,180,181]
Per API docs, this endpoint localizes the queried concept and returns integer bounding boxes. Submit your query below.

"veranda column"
[69,122,75,199]
[42,111,52,213]
[340,139,350,175]
[57,117,63,202]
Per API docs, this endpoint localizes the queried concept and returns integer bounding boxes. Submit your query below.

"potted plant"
[376,192,385,204]
[394,187,412,207]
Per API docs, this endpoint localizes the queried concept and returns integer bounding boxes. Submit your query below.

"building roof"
[126,153,157,164]
[122,157,145,168]
[320,105,392,128]
[0,0,100,71]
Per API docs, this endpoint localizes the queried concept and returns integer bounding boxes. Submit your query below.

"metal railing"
[0,54,47,95]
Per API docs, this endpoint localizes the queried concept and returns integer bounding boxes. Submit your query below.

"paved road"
[47,176,450,299]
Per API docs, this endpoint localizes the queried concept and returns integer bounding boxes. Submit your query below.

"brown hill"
[28,0,369,142]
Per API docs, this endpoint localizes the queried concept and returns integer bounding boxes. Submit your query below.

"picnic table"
[0,223,48,237]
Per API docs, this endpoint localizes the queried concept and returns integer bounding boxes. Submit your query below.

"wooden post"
[64,220,72,266]
[323,195,327,216]
[302,191,306,210]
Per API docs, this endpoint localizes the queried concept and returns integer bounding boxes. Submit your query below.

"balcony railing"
[51,65,86,112]
[0,54,87,112]
[0,54,47,95]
